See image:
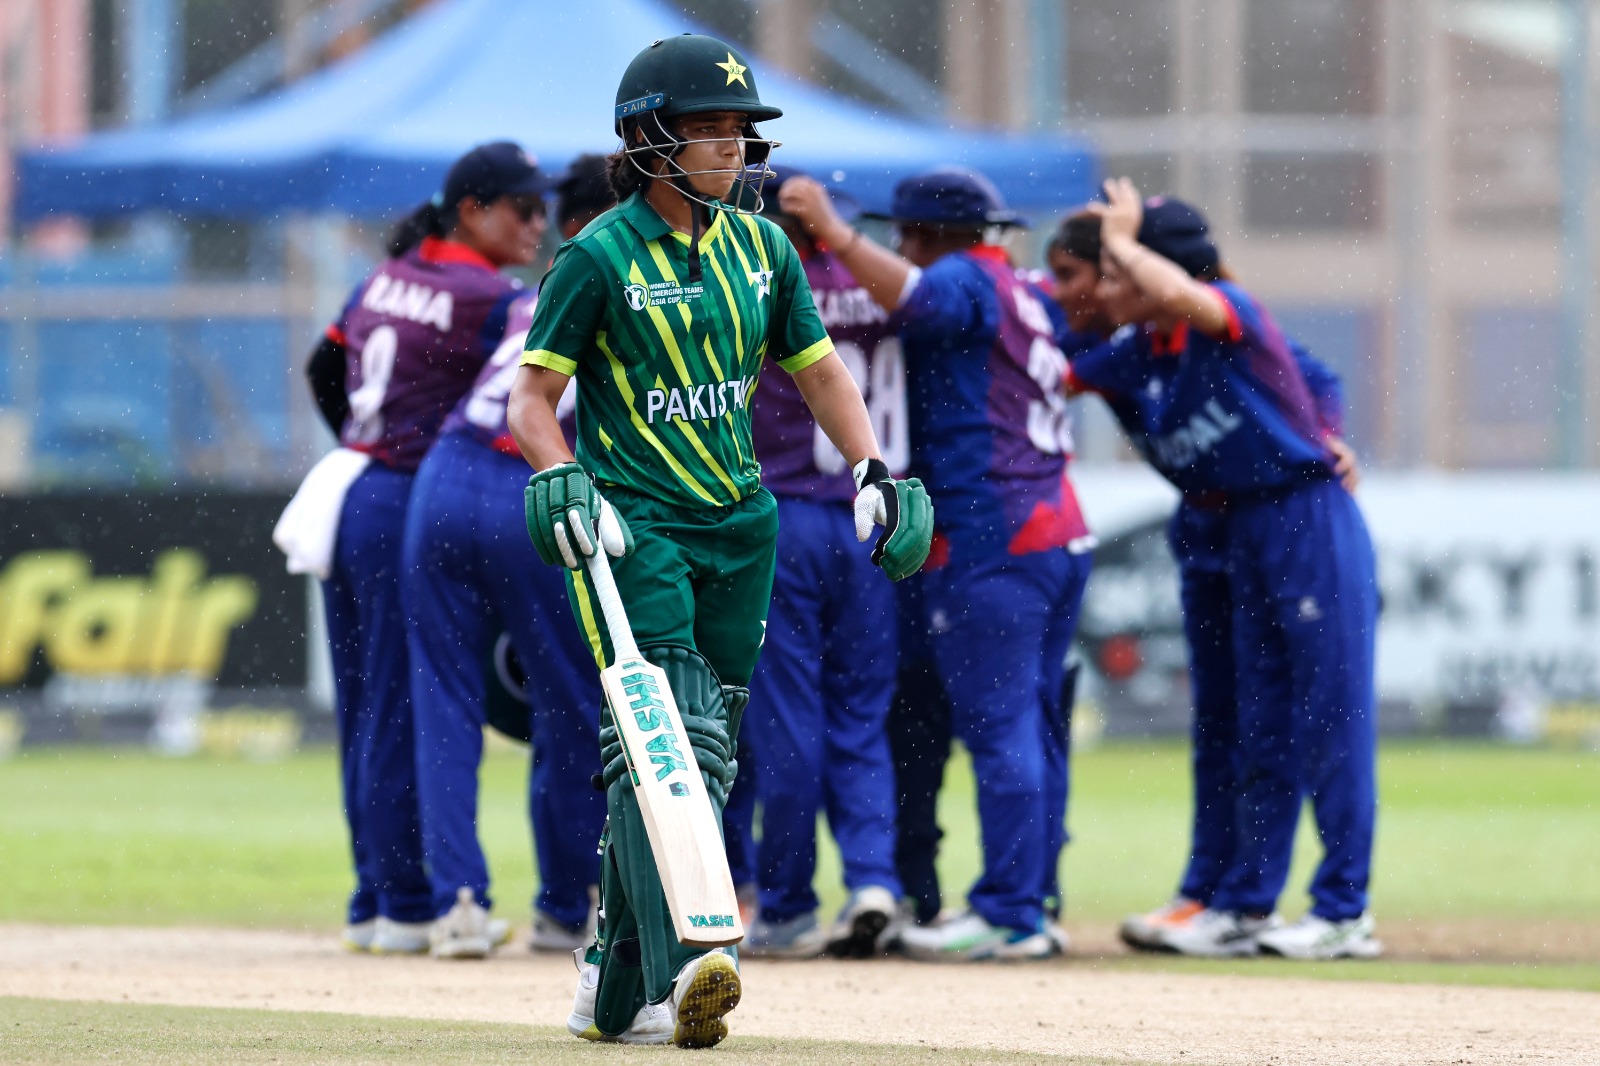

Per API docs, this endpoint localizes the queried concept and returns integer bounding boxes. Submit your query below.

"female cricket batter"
[505,35,932,1049]
[1066,178,1381,961]
[306,142,549,955]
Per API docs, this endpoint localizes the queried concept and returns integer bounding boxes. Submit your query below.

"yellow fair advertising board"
[0,493,311,752]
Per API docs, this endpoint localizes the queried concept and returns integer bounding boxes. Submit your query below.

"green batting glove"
[852,459,934,582]
[524,463,633,569]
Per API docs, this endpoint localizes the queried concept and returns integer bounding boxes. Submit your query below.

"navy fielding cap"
[1137,196,1219,278]
[442,142,549,209]
[868,166,1025,229]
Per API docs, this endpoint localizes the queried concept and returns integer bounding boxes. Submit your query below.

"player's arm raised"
[779,176,915,313]
[1091,177,1232,338]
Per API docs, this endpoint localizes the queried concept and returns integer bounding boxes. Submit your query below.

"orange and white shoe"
[1156,907,1279,957]
[1118,897,1205,952]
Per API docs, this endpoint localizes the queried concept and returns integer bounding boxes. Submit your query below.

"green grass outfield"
[3,741,1596,928]
[0,997,1155,1066]
[1,741,1596,987]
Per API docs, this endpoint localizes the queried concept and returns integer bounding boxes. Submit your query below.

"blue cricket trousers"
[323,462,433,925]
[721,753,758,891]
[1211,478,1379,921]
[921,541,1091,935]
[743,496,903,923]
[1167,504,1242,905]
[403,433,605,925]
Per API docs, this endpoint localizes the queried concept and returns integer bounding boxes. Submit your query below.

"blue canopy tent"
[15,0,1096,221]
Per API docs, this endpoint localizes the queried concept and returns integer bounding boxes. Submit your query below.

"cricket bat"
[584,547,745,949]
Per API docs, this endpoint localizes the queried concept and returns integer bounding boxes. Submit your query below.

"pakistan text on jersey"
[1144,399,1243,470]
[645,377,757,425]
[362,274,454,331]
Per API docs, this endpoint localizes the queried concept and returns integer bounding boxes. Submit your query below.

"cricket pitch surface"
[2,923,1596,1065]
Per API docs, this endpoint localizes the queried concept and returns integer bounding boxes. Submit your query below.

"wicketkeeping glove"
[525,462,633,569]
[852,458,934,582]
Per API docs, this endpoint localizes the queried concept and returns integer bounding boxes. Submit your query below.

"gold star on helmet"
[716,52,748,87]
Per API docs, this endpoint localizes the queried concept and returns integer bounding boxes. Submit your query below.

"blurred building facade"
[0,0,426,490]
[1050,0,1597,472]
[729,0,1600,471]
[2,0,1596,488]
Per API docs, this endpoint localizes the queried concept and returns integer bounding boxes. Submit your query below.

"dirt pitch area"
[2,924,1597,1065]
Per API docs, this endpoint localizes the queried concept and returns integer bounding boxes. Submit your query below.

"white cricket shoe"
[1257,912,1383,960]
[745,911,828,959]
[1155,907,1279,958]
[671,948,742,1049]
[1044,918,1072,955]
[431,887,504,959]
[341,919,376,953]
[1119,896,1206,951]
[825,885,898,958]
[529,908,593,953]
[566,951,674,1044]
[369,916,432,955]
[894,910,1058,962]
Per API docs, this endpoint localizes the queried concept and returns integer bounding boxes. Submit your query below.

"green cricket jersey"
[522,191,834,509]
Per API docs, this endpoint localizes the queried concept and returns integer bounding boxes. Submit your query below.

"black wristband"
[853,457,890,492]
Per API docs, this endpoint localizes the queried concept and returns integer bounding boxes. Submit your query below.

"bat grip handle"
[583,548,641,662]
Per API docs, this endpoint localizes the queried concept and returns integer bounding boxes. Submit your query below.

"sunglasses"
[506,196,546,223]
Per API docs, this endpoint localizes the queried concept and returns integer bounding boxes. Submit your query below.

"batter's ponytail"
[387,199,449,257]
[606,148,647,200]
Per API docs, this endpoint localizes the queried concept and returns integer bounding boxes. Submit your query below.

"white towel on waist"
[273,447,372,579]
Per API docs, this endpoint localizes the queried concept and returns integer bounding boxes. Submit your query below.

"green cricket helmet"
[614,34,782,213]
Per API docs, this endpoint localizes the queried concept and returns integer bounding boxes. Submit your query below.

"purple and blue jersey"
[1067,281,1335,499]
[440,293,579,458]
[751,249,905,501]
[442,293,535,457]
[900,246,1090,556]
[1065,283,1375,920]
[1295,345,1345,440]
[334,237,524,472]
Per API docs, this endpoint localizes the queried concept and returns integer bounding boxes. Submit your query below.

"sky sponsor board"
[1070,467,1600,734]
